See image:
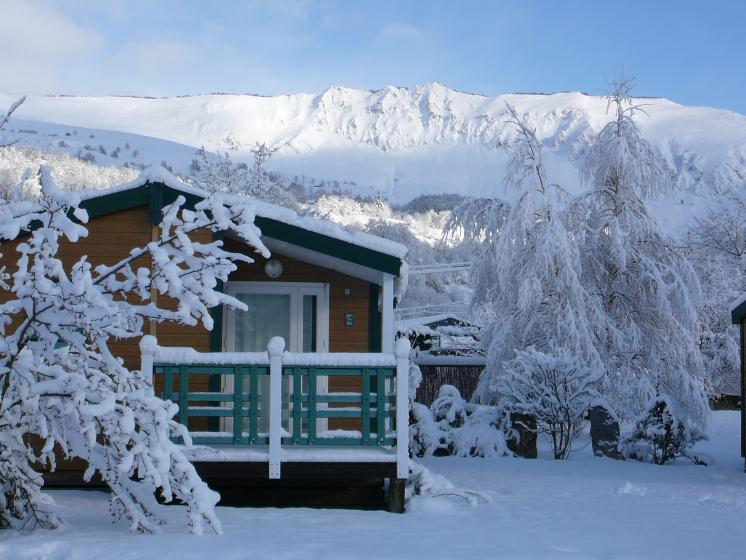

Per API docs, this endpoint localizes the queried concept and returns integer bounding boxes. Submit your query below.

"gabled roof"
[77,168,407,277]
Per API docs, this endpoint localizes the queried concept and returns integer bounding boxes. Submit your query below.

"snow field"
[1,411,744,560]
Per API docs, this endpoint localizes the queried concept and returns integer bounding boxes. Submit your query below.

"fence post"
[139,335,157,387]
[268,336,285,479]
[395,337,410,480]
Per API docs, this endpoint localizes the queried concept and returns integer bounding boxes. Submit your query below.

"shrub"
[624,395,707,465]
[498,348,602,459]
[410,385,509,458]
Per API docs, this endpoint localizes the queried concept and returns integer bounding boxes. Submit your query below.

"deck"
[139,335,410,511]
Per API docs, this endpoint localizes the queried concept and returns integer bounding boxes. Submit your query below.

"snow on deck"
[183,444,397,463]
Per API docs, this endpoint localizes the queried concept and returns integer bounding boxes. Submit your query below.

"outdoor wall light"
[264,259,283,279]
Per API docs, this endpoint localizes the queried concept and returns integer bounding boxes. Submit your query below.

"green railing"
[155,363,270,445]
[153,363,398,446]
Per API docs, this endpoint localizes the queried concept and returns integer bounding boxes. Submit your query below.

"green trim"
[368,283,382,352]
[156,362,398,447]
[148,182,163,225]
[79,184,149,219]
[255,216,402,276]
[209,231,225,353]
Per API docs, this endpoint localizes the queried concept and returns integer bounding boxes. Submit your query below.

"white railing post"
[268,336,285,479]
[139,335,157,387]
[395,337,410,479]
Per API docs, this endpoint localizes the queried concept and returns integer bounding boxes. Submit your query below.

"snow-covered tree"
[471,104,604,404]
[191,139,299,208]
[498,348,602,459]
[576,76,709,428]
[0,166,269,533]
[443,196,509,247]
[687,191,744,396]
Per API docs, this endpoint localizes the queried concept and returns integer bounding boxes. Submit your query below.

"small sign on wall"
[345,313,354,327]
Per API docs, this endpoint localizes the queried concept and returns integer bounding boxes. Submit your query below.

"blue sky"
[2,0,745,114]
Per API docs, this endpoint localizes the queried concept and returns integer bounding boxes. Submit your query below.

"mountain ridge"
[1,83,745,225]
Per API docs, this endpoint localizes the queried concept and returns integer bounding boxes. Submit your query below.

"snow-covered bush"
[411,385,509,458]
[624,396,707,465]
[450,405,508,458]
[0,166,269,533]
[498,348,602,460]
[409,402,442,457]
[430,384,469,430]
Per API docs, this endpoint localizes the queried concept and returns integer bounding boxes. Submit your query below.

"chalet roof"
[76,167,407,277]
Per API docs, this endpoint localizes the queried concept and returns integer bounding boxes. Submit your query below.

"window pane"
[302,295,317,352]
[234,293,291,352]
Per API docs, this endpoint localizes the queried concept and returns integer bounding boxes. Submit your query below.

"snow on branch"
[0,96,26,148]
[0,165,268,533]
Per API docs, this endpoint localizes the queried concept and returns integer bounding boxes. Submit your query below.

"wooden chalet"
[2,175,411,511]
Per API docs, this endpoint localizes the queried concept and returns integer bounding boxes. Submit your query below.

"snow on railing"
[139,335,410,480]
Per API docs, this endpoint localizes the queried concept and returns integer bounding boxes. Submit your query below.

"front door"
[223,282,329,434]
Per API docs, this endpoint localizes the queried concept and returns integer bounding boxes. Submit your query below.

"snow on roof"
[78,167,408,260]
[397,313,478,333]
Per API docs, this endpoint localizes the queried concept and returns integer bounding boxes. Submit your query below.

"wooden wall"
[415,365,485,406]
[0,206,153,371]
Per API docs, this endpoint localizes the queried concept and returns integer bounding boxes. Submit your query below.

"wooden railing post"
[395,337,410,480]
[268,336,285,479]
[139,335,157,387]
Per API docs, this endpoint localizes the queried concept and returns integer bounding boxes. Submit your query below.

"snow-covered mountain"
[2,83,745,232]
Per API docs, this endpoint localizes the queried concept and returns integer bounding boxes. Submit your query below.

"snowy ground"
[2,411,745,560]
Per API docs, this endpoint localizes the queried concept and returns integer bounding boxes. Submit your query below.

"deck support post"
[395,337,410,482]
[268,337,285,479]
[139,335,157,387]
[388,477,406,513]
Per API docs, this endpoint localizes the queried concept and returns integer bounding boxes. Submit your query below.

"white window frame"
[223,281,329,354]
